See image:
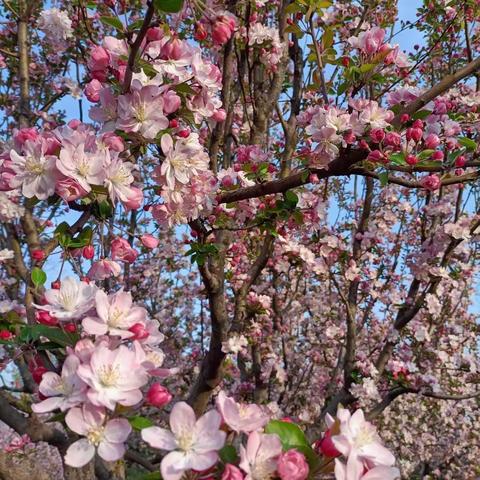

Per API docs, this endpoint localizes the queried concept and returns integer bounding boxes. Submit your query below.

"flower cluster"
[31,277,171,467]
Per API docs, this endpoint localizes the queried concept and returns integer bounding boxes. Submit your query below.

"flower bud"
[146,384,172,408]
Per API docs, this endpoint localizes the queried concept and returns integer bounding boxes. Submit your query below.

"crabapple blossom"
[239,431,282,480]
[64,404,131,467]
[82,289,147,338]
[77,343,149,410]
[216,391,270,434]
[35,277,96,321]
[32,355,87,413]
[142,402,226,480]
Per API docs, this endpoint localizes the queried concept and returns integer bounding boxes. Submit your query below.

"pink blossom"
[334,460,400,480]
[35,276,96,321]
[32,355,87,413]
[332,408,396,476]
[9,139,60,200]
[89,88,118,131]
[111,237,138,263]
[57,143,105,193]
[64,404,131,467]
[277,449,309,480]
[87,259,122,280]
[142,401,226,480]
[117,85,169,139]
[421,174,441,191]
[216,391,270,434]
[239,431,282,480]
[77,343,149,410]
[103,152,135,203]
[348,27,385,55]
[82,288,147,338]
[222,464,244,480]
[159,133,210,190]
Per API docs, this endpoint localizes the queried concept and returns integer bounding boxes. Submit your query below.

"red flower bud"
[146,383,172,408]
[31,249,45,262]
[82,245,95,260]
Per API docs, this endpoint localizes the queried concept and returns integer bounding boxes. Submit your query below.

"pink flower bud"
[221,175,234,188]
[277,449,309,480]
[51,280,61,289]
[146,384,172,408]
[406,127,423,143]
[55,178,88,202]
[13,128,39,148]
[431,150,444,161]
[400,113,410,123]
[212,109,227,122]
[84,79,103,102]
[140,234,159,249]
[111,237,138,263]
[163,90,181,114]
[455,155,466,167]
[68,119,82,129]
[367,150,385,163]
[370,128,385,143]
[128,323,149,340]
[88,46,110,73]
[212,15,236,45]
[221,464,244,480]
[421,174,441,191]
[384,132,401,148]
[146,27,164,42]
[101,132,125,152]
[122,187,144,211]
[406,154,418,166]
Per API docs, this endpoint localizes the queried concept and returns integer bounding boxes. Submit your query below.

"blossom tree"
[0,0,479,478]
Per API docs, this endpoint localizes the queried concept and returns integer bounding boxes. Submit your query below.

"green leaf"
[417,149,435,161]
[219,444,238,464]
[18,325,78,347]
[174,82,196,95]
[31,267,47,288]
[153,0,185,13]
[265,420,310,449]
[412,110,432,120]
[359,63,376,73]
[458,137,477,152]
[128,416,154,430]
[264,420,320,471]
[100,16,124,31]
[378,171,389,187]
[389,152,405,165]
[284,190,299,207]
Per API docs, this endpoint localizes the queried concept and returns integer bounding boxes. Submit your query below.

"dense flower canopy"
[0,0,479,479]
